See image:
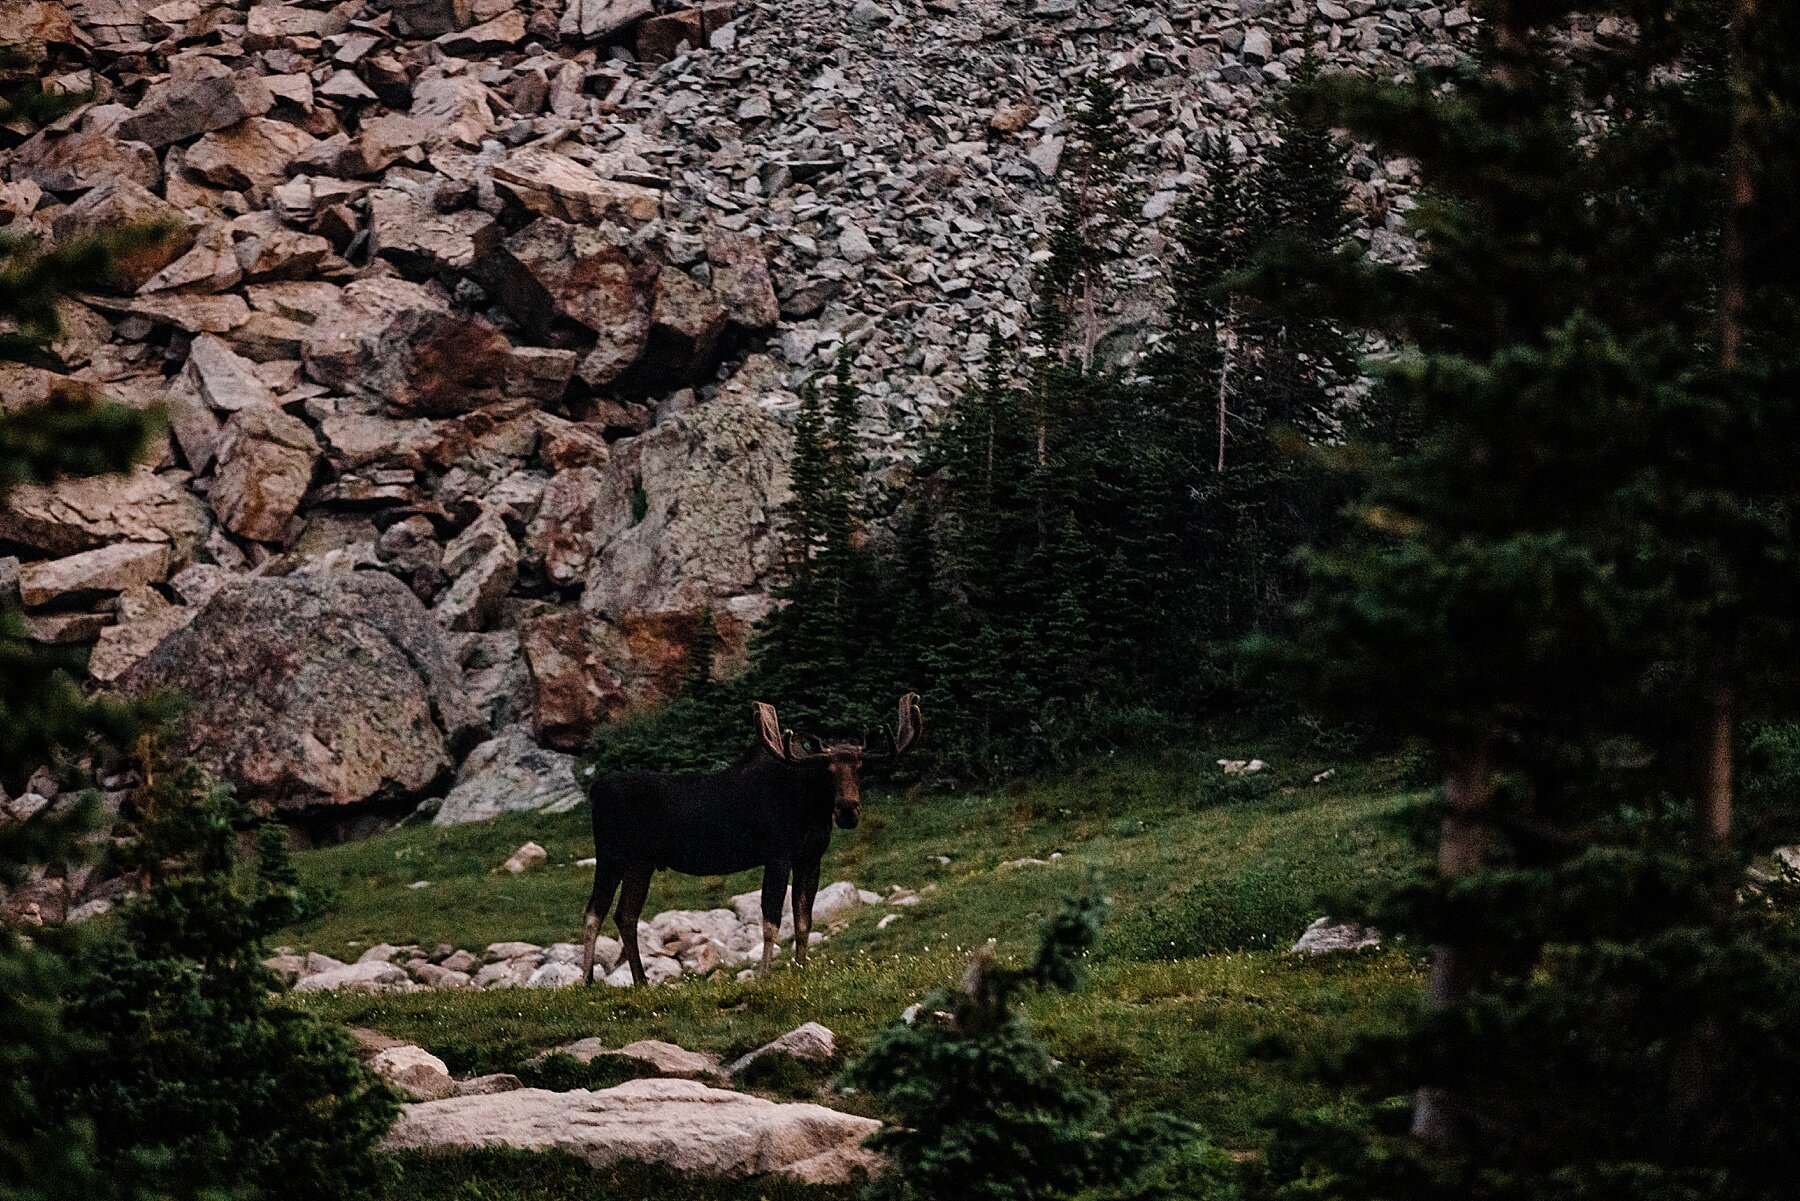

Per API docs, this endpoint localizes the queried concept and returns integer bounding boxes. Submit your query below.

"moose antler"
[754,701,830,763]
[866,693,923,760]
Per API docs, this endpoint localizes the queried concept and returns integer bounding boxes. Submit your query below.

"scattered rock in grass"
[441,949,479,974]
[412,963,474,989]
[293,959,418,993]
[456,1074,525,1096]
[485,941,544,961]
[501,841,549,873]
[729,1022,837,1075]
[408,880,433,889]
[540,1038,731,1079]
[1218,758,1268,775]
[293,880,901,994]
[877,913,900,929]
[357,942,411,963]
[373,1044,457,1101]
[1291,916,1381,955]
[527,961,584,988]
[382,1078,881,1184]
[473,958,539,989]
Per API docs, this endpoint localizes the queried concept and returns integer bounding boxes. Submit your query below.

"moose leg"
[791,859,821,967]
[758,861,791,976]
[581,862,623,986]
[615,864,653,986]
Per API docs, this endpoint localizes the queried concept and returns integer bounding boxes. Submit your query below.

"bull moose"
[579,693,922,985]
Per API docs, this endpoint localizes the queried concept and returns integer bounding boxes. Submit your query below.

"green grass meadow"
[286,741,1429,1197]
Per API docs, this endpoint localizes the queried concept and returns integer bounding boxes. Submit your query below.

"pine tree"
[844,883,1233,1201]
[58,762,397,1201]
[0,66,163,1201]
[1260,3,1800,1197]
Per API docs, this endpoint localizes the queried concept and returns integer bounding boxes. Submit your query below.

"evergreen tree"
[1259,4,1800,1198]
[0,74,162,1200]
[1037,76,1139,368]
[844,883,1233,1201]
[58,762,397,1201]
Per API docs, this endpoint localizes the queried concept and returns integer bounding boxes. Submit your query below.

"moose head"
[753,694,922,828]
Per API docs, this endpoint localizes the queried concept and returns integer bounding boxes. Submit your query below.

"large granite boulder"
[431,723,583,826]
[118,572,484,818]
[381,1078,880,1185]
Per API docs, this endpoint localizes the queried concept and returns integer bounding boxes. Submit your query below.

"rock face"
[382,1078,881,1185]
[118,573,483,818]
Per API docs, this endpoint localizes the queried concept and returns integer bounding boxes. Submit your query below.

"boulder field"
[0,0,1473,841]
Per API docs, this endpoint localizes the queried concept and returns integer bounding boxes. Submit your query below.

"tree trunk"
[1216,306,1235,471]
[1412,738,1493,1149]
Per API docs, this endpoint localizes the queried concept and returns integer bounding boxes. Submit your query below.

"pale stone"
[382,1079,881,1184]
[729,1022,837,1074]
[372,1045,456,1100]
[434,725,583,826]
[19,541,168,607]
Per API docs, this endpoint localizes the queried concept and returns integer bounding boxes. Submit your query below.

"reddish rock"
[522,609,625,750]
[302,277,512,417]
[485,218,654,386]
[211,407,321,544]
[493,148,662,225]
[635,3,734,62]
[9,123,161,195]
[116,55,276,147]
[632,268,728,389]
[51,179,197,292]
[184,117,319,199]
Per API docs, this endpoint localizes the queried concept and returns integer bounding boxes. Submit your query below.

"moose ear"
[753,702,786,759]
[892,692,922,755]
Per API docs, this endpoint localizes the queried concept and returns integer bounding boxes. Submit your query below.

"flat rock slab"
[383,1078,880,1185]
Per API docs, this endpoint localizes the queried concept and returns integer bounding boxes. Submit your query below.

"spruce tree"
[844,884,1232,1201]
[1260,4,1800,1197]
[56,764,396,1201]
[0,84,161,1201]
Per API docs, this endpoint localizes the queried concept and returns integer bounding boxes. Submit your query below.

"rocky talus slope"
[0,0,1475,847]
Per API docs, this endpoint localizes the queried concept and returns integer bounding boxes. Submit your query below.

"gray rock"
[434,724,584,826]
[1290,916,1381,955]
[381,1078,882,1184]
[294,959,418,993]
[117,56,275,147]
[118,573,483,818]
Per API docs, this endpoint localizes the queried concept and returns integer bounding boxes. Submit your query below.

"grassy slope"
[287,743,1428,1195]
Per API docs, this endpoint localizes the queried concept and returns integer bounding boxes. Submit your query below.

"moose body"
[580,695,920,985]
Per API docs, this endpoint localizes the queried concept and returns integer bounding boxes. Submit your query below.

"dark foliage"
[843,882,1236,1201]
